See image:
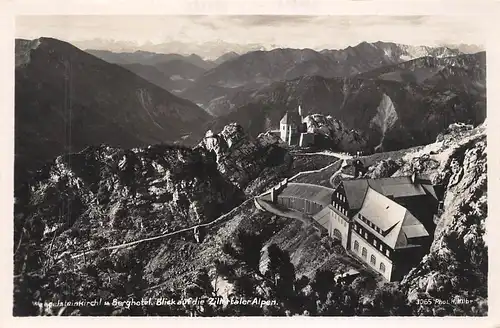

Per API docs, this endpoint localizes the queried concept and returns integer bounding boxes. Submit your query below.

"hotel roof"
[356,187,429,249]
[279,182,334,208]
[340,175,437,211]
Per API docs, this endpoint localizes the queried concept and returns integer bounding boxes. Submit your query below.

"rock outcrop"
[302,114,368,152]
[197,123,292,194]
[14,143,245,270]
[401,132,487,315]
[360,123,487,315]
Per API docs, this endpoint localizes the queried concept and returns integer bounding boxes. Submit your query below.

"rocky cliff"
[361,123,487,315]
[14,143,244,270]
[197,123,292,194]
[13,142,248,314]
[302,114,368,152]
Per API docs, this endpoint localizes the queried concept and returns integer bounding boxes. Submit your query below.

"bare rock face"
[197,123,292,194]
[370,93,399,152]
[436,122,474,142]
[13,142,250,315]
[256,131,284,146]
[220,123,246,148]
[198,130,228,162]
[358,124,487,315]
[400,132,487,315]
[363,158,402,179]
[14,143,245,266]
[302,114,368,152]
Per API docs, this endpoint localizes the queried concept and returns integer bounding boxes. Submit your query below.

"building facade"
[261,174,440,281]
[279,105,315,147]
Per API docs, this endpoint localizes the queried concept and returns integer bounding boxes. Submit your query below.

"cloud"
[15,15,485,57]
[229,15,319,26]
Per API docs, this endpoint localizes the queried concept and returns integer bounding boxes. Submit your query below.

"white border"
[1,1,499,327]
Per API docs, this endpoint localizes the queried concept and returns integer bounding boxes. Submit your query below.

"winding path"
[288,160,341,183]
[70,198,254,260]
[291,150,353,160]
[81,153,349,259]
[16,151,351,278]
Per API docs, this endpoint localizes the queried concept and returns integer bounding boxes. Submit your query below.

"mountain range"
[206,51,486,152]
[180,42,464,110]
[15,37,210,186]
[15,37,486,184]
[87,41,471,115]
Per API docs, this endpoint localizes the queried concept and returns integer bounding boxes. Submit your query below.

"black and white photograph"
[9,4,492,319]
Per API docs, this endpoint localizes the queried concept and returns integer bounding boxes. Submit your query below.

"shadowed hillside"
[15,37,211,186]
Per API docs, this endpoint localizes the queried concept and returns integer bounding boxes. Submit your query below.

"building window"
[354,241,359,252]
[386,249,390,257]
[379,244,383,252]
[373,239,377,247]
[362,248,367,259]
[380,263,386,273]
[370,255,376,266]
[364,232,368,239]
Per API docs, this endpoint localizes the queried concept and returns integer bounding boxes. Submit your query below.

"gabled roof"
[367,176,427,198]
[355,187,429,249]
[312,206,332,229]
[280,111,302,126]
[340,175,437,212]
[279,182,334,207]
[340,179,369,211]
[357,187,405,232]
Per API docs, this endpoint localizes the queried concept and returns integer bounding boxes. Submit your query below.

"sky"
[15,15,486,59]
